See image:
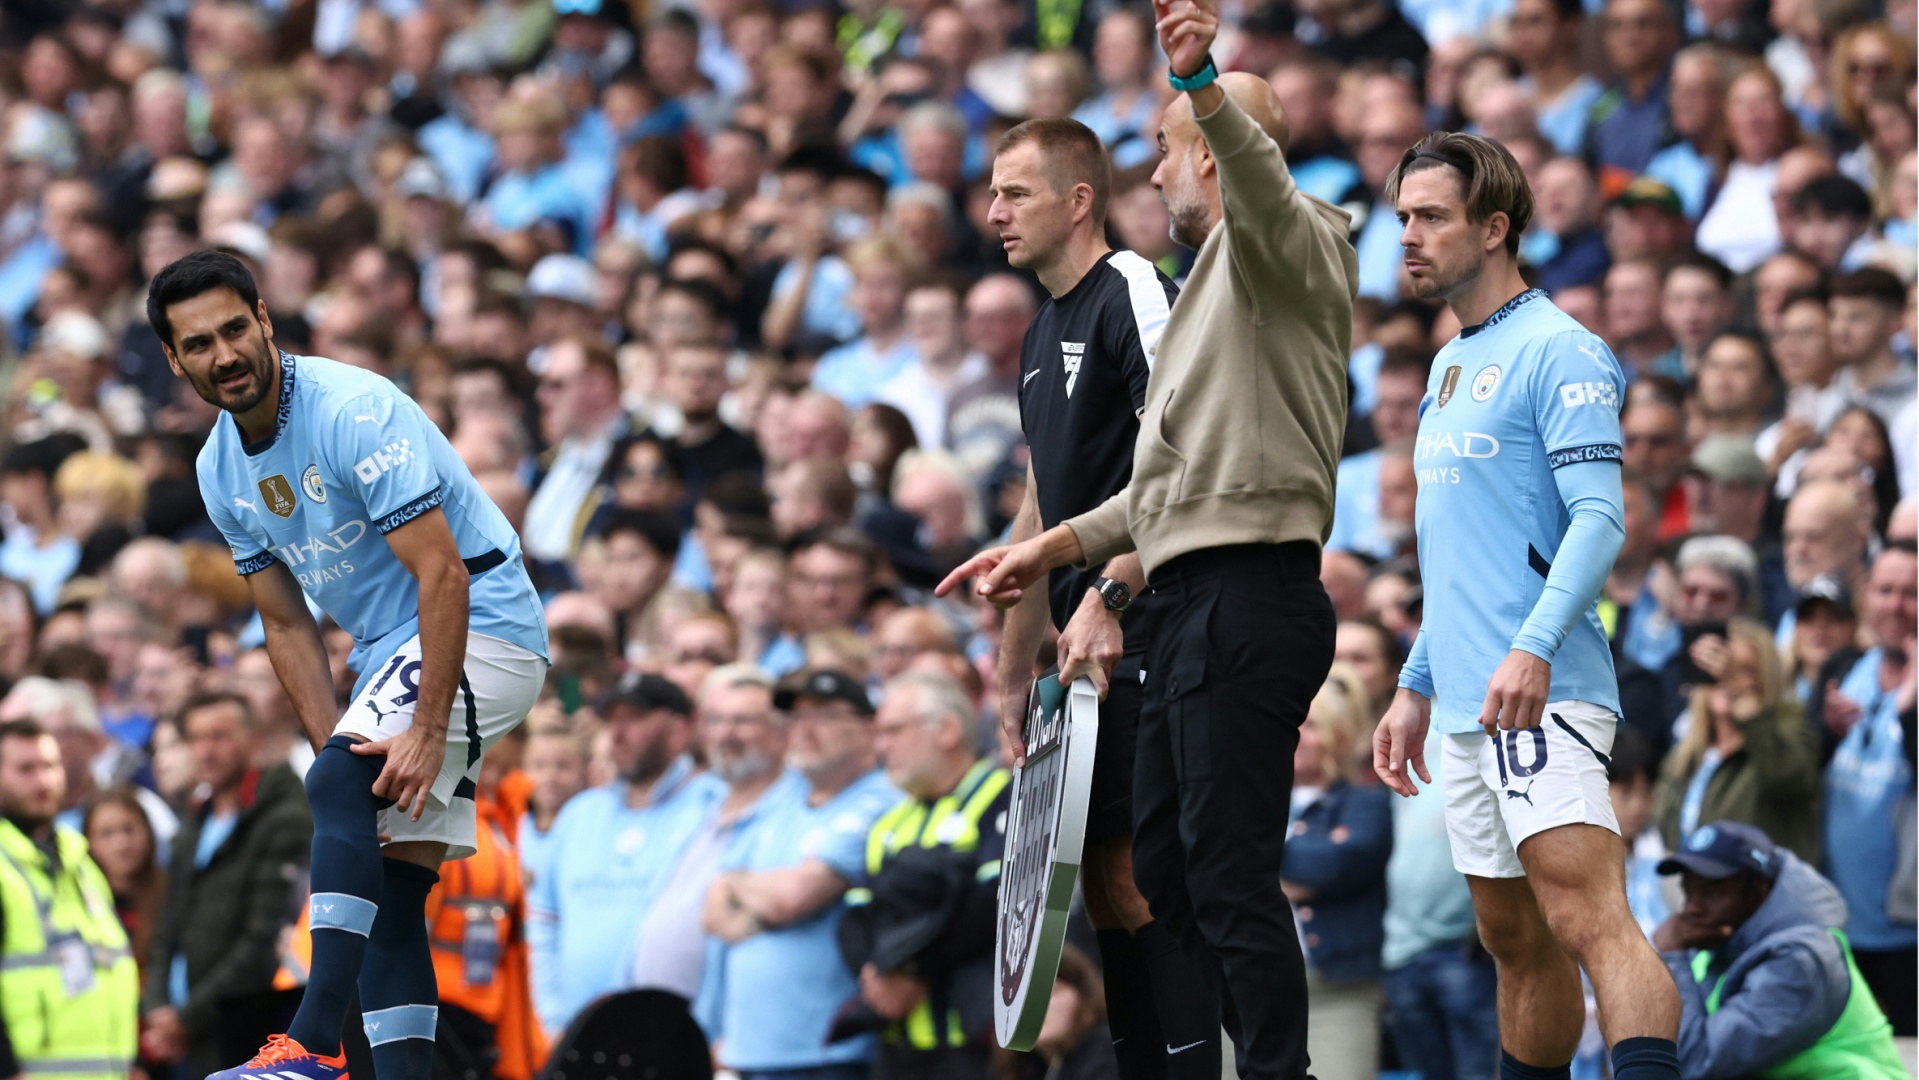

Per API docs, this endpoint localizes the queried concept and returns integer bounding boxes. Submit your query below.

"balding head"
[1154,75,1291,249]
[1164,73,1290,149]
[1783,479,1867,587]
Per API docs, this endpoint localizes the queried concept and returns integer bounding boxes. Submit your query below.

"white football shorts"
[334,632,546,860]
[1440,700,1621,879]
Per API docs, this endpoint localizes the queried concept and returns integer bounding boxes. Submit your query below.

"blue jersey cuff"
[374,487,445,534]
[233,551,277,576]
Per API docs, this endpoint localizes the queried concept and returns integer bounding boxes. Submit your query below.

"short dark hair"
[0,718,49,744]
[1387,132,1535,255]
[608,432,687,485]
[1607,724,1657,786]
[792,525,878,573]
[146,249,263,350]
[1790,175,1872,220]
[34,644,108,687]
[620,136,690,195]
[1664,251,1733,291]
[2,435,85,481]
[1377,343,1435,384]
[1779,284,1829,313]
[700,472,773,520]
[995,117,1113,228]
[657,276,732,327]
[1340,615,1404,670]
[180,690,256,730]
[1830,267,1904,310]
[598,508,684,560]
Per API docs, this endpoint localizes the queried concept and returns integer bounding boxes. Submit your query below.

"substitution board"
[995,671,1100,1050]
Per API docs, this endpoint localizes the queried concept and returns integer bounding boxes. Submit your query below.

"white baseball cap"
[524,254,599,308]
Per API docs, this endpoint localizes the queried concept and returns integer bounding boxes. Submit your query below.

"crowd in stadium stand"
[0,0,1912,1076]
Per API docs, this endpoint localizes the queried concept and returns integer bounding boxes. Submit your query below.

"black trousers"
[1132,542,1335,1080]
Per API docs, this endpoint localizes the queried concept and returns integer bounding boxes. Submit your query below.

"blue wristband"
[1168,55,1218,92]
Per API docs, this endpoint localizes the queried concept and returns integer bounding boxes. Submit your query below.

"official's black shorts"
[1084,591,1156,844]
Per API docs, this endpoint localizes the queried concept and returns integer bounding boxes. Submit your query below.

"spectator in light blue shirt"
[1352,99,1428,302]
[698,670,900,1080]
[1327,351,1425,561]
[1509,0,1606,156]
[527,674,725,1036]
[811,235,921,409]
[1821,542,1917,1031]
[478,97,597,255]
[517,722,591,892]
[1642,46,1728,222]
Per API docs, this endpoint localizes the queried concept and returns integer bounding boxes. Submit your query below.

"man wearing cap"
[626,666,793,1003]
[1788,574,1857,703]
[526,672,723,1036]
[698,671,900,1079]
[1605,178,1689,265]
[524,254,604,363]
[1687,434,1796,622]
[1652,820,1906,1078]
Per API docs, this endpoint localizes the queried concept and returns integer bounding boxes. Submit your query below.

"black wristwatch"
[1091,577,1132,612]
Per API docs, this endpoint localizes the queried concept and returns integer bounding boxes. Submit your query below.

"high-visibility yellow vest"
[1692,929,1907,1080]
[0,819,139,1080]
[851,759,1010,1051]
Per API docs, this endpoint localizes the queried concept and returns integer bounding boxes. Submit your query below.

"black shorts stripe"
[1551,713,1611,769]
[459,673,481,769]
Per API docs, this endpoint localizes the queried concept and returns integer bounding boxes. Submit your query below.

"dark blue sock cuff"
[380,858,442,892]
[1611,1036,1680,1079]
[1500,1050,1572,1080]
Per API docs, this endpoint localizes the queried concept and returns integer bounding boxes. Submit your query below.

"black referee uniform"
[1018,248,1176,844]
[1017,250,1222,1080]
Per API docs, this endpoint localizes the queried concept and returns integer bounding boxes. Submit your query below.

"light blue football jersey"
[199,352,548,692]
[1412,289,1623,735]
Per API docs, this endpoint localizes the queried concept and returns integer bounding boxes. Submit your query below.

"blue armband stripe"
[374,487,445,534]
[1548,443,1622,469]
[233,551,276,576]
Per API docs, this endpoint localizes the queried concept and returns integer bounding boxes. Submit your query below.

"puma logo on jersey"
[354,414,379,424]
[233,496,256,513]
[1061,341,1085,398]
[1576,344,1605,366]
[1506,780,1536,806]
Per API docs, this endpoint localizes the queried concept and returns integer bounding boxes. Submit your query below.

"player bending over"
[149,251,549,1080]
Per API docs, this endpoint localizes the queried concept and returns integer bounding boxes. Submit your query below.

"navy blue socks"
[1499,1049,1572,1079]
[288,738,390,1055]
[1611,1036,1681,1080]
[361,859,442,1080]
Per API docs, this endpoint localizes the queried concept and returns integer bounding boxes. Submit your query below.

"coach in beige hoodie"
[937,4,1359,1074]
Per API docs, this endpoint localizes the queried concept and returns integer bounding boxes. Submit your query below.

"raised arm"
[1157,0,1350,315]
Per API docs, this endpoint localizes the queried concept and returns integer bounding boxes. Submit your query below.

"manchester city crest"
[302,464,327,504]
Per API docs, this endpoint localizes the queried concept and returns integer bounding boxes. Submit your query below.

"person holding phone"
[1651,619,1822,861]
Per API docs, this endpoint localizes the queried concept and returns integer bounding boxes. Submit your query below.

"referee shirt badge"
[259,474,299,517]
[1061,342,1085,398]
[1436,365,1462,407]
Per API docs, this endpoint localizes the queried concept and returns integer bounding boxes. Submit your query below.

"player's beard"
[1162,156,1211,250]
[186,327,277,415]
[1409,247,1485,303]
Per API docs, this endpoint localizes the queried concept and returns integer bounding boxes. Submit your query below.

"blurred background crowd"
[0,0,1911,1074]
